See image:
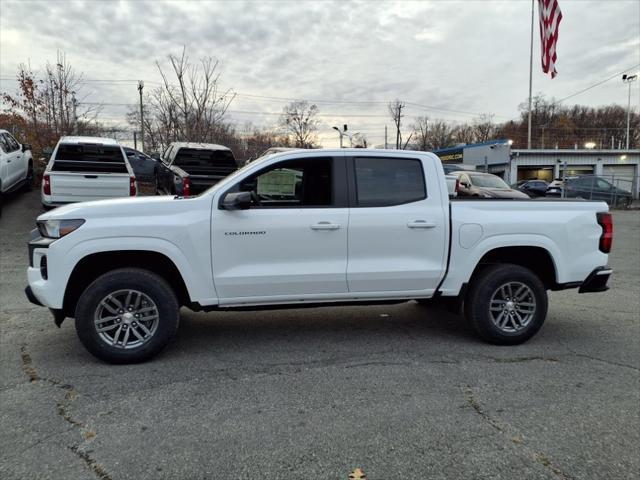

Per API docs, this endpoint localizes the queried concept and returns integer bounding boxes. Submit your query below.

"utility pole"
[71,92,78,134]
[395,103,403,149]
[138,81,145,152]
[527,0,535,150]
[622,74,638,150]
[384,125,388,149]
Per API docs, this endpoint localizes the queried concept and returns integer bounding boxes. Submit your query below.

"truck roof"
[58,136,120,146]
[171,142,231,151]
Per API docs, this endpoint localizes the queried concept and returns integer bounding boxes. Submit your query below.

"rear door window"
[52,144,128,173]
[174,148,236,168]
[354,157,426,207]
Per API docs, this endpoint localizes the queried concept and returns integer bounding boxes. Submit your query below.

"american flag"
[538,0,563,78]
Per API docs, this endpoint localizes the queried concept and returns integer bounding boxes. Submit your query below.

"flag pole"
[527,0,535,149]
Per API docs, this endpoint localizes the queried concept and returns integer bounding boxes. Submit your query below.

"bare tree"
[388,99,405,149]
[412,116,430,151]
[452,124,476,144]
[278,101,319,148]
[472,114,496,142]
[152,47,236,145]
[429,120,454,149]
[2,51,101,154]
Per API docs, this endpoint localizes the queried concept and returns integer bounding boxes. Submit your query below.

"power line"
[555,64,640,104]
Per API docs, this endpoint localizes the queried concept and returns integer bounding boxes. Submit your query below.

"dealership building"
[433,140,640,198]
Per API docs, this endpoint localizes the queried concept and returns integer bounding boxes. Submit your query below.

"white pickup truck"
[41,136,137,208]
[0,129,33,216]
[25,149,613,363]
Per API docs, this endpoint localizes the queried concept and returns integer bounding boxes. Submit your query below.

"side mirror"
[22,143,32,152]
[150,152,161,160]
[221,191,252,210]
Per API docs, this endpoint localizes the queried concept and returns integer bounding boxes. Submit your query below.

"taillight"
[43,174,51,195]
[129,176,137,196]
[182,177,191,197]
[596,212,613,253]
[455,179,460,193]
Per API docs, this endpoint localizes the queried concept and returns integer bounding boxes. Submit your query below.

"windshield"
[469,174,510,189]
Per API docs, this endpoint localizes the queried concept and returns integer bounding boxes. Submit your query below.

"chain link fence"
[559,174,637,208]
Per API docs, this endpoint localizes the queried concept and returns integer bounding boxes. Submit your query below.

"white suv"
[0,129,34,216]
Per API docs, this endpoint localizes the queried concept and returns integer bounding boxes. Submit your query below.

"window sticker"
[257,169,299,196]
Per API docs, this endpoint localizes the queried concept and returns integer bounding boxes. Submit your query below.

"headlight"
[36,219,85,239]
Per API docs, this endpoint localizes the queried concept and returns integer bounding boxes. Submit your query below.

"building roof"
[432,139,512,154]
[513,149,640,155]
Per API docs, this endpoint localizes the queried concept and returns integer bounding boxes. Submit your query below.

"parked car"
[0,129,33,216]
[26,149,613,363]
[123,147,158,183]
[450,171,530,199]
[41,136,137,209]
[441,163,476,174]
[512,179,549,197]
[445,174,459,197]
[155,142,240,196]
[546,175,632,207]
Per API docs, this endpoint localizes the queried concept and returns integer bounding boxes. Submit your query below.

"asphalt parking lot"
[1,190,639,480]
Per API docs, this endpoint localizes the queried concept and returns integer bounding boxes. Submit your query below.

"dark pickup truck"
[155,142,240,196]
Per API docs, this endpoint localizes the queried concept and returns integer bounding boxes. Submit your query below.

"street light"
[622,74,638,150]
[332,125,351,148]
[584,141,596,149]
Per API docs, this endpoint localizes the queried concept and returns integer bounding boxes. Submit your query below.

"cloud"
[1,0,638,145]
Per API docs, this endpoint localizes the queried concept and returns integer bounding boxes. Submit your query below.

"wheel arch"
[468,245,558,290]
[63,250,191,318]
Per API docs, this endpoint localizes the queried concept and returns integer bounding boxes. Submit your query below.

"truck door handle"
[310,222,340,230]
[407,220,436,229]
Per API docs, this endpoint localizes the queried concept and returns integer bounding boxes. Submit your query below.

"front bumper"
[25,286,43,306]
[579,266,612,293]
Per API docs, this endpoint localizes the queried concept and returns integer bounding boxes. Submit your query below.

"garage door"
[603,165,637,196]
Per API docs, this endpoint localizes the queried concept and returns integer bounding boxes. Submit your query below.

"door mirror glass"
[221,191,252,210]
[22,143,32,152]
[150,152,161,160]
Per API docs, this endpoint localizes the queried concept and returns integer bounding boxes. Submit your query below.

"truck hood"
[37,195,206,221]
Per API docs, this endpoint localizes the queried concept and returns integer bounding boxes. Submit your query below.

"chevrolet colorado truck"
[25,149,613,363]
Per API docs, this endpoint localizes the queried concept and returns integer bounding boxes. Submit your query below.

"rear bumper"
[578,266,612,293]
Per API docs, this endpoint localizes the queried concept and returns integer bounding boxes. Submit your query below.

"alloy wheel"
[94,289,159,349]
[488,282,536,333]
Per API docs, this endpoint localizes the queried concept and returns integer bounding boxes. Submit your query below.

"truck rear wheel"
[75,268,179,364]
[464,264,547,345]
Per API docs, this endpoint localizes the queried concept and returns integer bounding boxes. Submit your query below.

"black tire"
[22,161,33,192]
[75,268,179,364]
[464,264,548,345]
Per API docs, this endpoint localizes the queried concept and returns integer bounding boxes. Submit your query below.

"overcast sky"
[1,0,639,147]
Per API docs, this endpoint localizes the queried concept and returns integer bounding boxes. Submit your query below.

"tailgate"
[49,172,130,203]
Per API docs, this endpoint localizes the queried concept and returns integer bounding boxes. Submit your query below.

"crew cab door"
[346,155,447,293]
[211,155,349,302]
[0,133,24,189]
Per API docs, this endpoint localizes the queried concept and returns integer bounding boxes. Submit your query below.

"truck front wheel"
[75,268,180,364]
[464,264,548,345]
